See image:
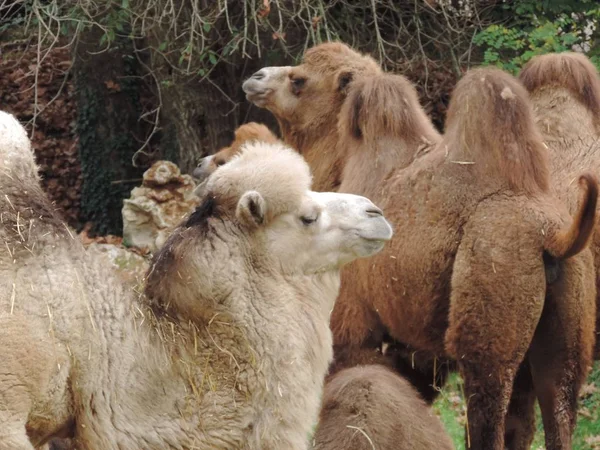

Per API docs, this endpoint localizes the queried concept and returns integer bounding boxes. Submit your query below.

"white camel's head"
[205,141,393,274]
[146,141,392,319]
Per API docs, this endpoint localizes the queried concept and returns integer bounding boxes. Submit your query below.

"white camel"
[0,110,393,450]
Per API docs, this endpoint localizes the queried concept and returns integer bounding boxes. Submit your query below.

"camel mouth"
[355,238,387,258]
[359,218,394,242]
[242,77,274,103]
[244,89,273,106]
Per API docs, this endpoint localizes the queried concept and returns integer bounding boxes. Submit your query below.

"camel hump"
[0,110,38,182]
[339,72,440,145]
[519,52,600,119]
[546,173,598,260]
[444,67,550,194]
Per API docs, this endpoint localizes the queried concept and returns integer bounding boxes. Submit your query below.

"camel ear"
[236,190,266,228]
[336,71,354,95]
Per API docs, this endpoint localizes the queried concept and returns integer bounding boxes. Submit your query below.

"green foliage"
[474,1,600,74]
[435,363,600,449]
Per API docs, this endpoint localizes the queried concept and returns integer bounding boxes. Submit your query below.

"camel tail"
[444,67,550,194]
[519,52,600,120]
[0,110,39,184]
[546,173,598,259]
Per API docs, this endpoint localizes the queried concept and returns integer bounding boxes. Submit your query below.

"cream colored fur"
[0,112,392,450]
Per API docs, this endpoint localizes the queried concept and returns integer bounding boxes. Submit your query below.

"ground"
[433,363,600,449]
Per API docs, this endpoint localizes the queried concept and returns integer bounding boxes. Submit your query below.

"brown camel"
[312,365,454,450]
[500,51,600,450]
[243,43,382,192]
[244,44,598,450]
[520,51,600,355]
[242,44,453,404]
[192,122,279,191]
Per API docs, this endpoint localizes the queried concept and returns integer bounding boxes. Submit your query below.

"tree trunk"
[72,26,145,236]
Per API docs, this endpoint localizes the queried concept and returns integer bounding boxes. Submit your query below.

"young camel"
[312,365,454,450]
[0,110,393,450]
[192,122,279,194]
[245,49,598,449]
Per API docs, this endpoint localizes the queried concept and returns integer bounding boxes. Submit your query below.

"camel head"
[192,122,279,191]
[242,42,381,129]
[147,141,392,318]
[204,141,393,272]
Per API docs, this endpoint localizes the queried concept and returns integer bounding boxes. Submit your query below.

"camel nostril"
[251,70,265,81]
[366,208,383,217]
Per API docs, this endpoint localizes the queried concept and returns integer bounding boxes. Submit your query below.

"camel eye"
[291,77,306,95]
[300,214,318,226]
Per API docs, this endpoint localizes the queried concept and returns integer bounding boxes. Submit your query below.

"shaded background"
[0,0,599,235]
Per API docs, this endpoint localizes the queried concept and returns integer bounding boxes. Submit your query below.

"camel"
[519,51,600,354]
[242,43,383,192]
[503,51,600,450]
[244,44,598,450]
[192,122,279,194]
[311,365,454,450]
[0,109,393,450]
[242,44,451,404]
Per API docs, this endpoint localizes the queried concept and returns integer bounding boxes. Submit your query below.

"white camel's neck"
[75,265,341,449]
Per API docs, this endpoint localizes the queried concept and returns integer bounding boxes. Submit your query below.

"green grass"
[433,362,600,450]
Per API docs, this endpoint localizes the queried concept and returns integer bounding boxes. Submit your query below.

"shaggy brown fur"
[520,52,600,348]
[503,51,600,450]
[340,68,597,450]
[312,365,454,450]
[520,52,600,131]
[247,48,598,450]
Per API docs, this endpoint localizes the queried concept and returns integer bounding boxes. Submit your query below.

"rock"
[122,161,200,252]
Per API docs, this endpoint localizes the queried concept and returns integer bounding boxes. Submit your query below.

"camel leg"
[504,360,536,450]
[528,256,595,450]
[445,226,546,450]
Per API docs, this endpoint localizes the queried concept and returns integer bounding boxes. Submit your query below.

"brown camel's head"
[242,42,381,130]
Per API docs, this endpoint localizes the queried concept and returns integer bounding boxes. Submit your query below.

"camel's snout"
[192,155,213,183]
[249,68,267,81]
[191,155,215,197]
[243,66,291,106]
[353,197,394,246]
[365,207,383,217]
